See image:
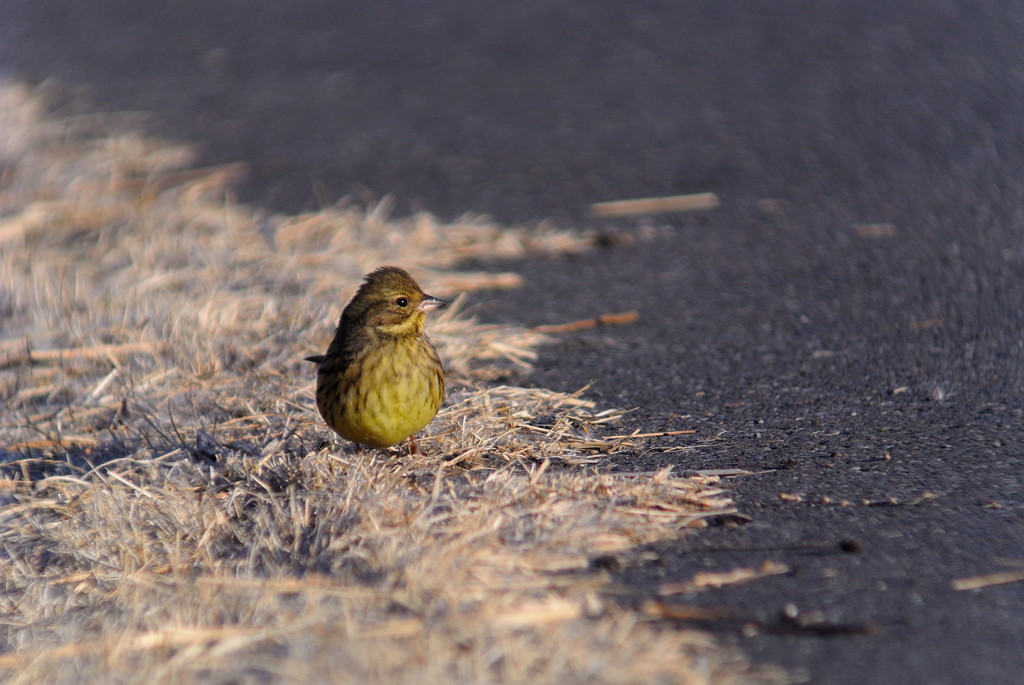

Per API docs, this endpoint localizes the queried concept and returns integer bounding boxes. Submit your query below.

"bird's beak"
[419,295,447,312]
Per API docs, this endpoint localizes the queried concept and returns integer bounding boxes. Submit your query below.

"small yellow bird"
[305,266,446,453]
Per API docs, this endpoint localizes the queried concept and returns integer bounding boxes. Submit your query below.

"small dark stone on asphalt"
[839,538,864,554]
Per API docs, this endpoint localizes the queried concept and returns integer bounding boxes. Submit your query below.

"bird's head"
[342,266,447,337]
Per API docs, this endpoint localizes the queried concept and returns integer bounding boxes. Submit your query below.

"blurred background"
[4,0,1019,227]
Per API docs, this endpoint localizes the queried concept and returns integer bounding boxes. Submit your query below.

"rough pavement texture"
[3,2,1023,682]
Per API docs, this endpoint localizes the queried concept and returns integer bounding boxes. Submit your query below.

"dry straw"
[0,81,780,684]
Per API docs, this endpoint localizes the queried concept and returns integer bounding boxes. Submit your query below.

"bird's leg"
[408,434,423,455]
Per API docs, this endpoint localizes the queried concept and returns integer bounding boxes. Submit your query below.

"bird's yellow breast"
[316,336,443,448]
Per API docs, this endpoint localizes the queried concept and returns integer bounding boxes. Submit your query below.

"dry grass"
[0,80,781,684]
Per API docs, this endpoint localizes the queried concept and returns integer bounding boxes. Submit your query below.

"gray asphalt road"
[4,1,1023,682]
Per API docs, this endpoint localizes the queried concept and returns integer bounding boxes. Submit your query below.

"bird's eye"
[395,297,409,308]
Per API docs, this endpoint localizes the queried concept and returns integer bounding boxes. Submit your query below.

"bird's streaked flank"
[306,266,446,453]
